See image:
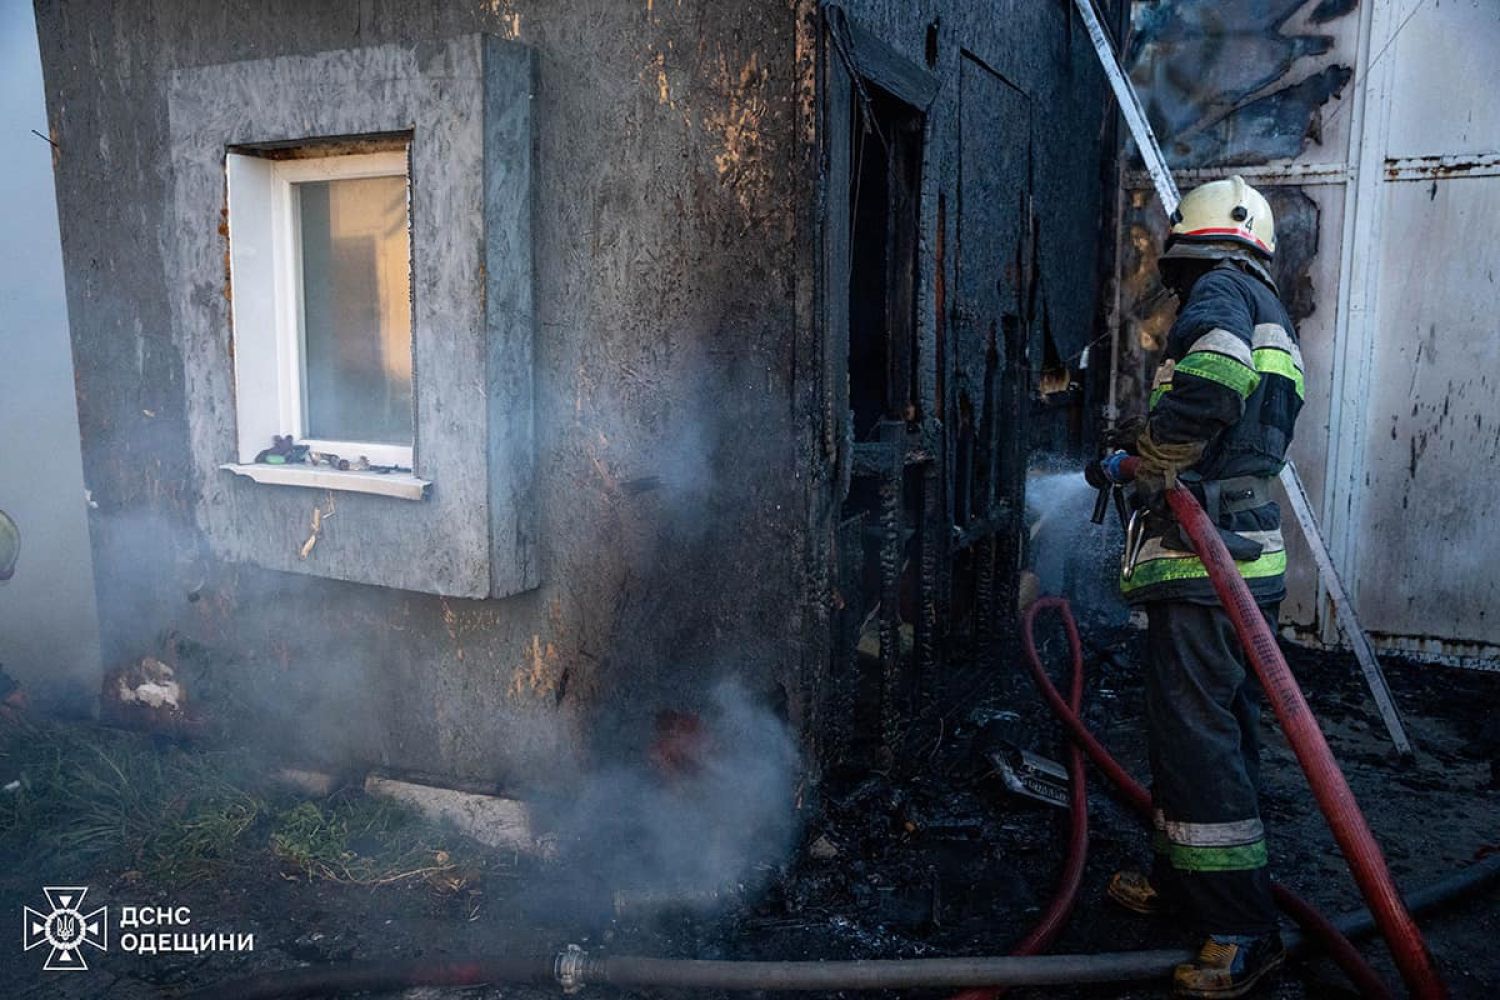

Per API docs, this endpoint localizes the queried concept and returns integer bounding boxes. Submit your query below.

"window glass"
[297,174,412,446]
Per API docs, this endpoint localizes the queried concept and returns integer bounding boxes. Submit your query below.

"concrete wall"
[164,36,538,599]
[36,0,1118,785]
[37,0,808,787]
[0,3,102,711]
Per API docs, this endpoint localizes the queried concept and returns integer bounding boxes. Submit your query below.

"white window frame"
[225,148,415,471]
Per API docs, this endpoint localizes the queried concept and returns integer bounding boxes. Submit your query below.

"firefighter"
[1087,176,1303,998]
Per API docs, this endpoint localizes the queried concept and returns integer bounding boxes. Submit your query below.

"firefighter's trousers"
[1145,601,1279,937]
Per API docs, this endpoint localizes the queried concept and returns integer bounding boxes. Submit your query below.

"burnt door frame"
[821,6,938,468]
[818,6,938,767]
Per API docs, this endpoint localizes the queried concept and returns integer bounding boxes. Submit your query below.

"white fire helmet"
[1163,175,1276,261]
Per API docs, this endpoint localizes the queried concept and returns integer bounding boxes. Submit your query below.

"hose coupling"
[555,944,588,993]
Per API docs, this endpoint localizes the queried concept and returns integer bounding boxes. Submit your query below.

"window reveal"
[225,146,415,472]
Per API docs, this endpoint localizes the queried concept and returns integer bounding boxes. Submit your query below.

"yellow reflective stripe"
[1120,548,1287,593]
[1175,352,1261,399]
[1168,840,1268,872]
[1150,384,1172,410]
[1253,348,1305,399]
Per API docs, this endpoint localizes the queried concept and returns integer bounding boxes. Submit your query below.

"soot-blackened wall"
[38,0,808,789]
[37,0,1118,789]
[800,2,1120,768]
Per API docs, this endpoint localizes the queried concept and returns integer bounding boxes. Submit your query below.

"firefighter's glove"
[1131,468,1169,516]
[1103,416,1146,455]
[1084,451,1133,490]
[1133,428,1205,515]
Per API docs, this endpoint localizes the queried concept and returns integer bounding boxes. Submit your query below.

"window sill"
[220,463,430,501]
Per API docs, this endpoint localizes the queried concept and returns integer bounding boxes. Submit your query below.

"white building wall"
[1336,0,1500,660]
[0,5,103,705]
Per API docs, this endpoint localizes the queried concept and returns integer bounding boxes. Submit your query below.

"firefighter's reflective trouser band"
[1153,814,1268,871]
[1145,601,1279,937]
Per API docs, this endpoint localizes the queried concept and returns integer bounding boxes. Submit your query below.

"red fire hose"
[950,598,1089,1000]
[952,597,1390,1000]
[195,481,1445,999]
[1163,482,1446,997]
[197,564,1489,1000]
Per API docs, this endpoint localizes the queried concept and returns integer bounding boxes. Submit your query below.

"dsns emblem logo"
[23,887,107,971]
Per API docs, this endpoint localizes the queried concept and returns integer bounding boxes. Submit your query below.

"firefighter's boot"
[1173,932,1285,998]
[1106,870,1179,917]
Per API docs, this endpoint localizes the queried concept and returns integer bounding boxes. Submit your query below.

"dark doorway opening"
[847,84,924,441]
[833,79,928,769]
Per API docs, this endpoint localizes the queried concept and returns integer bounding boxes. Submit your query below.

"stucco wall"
[37,0,808,787]
[164,36,538,599]
[36,0,1118,785]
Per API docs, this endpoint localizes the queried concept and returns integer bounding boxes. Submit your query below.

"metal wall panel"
[1331,0,1500,660]
[1384,0,1500,160]
[1276,183,1344,627]
[1355,176,1500,646]
[1125,0,1361,170]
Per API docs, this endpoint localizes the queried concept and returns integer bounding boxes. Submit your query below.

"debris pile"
[101,656,205,739]
[253,434,408,474]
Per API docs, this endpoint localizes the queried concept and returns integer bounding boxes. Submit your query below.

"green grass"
[269,796,465,886]
[0,720,483,890]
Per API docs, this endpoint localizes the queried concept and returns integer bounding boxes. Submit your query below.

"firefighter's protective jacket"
[1122,260,1304,604]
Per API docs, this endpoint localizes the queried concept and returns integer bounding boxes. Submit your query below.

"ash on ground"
[2,629,1497,999]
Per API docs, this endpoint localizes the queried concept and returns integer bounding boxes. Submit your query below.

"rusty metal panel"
[1352,175,1500,647]
[1126,0,1361,169]
[1275,182,1344,628]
